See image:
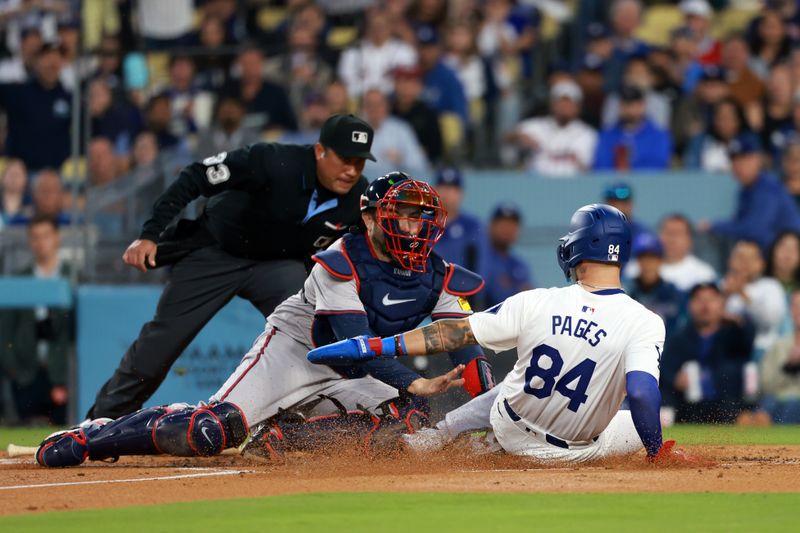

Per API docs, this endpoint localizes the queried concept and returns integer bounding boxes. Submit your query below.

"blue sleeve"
[362,358,421,391]
[448,344,485,367]
[593,131,615,170]
[711,188,772,242]
[326,313,421,391]
[327,313,372,340]
[626,371,663,457]
[683,135,703,169]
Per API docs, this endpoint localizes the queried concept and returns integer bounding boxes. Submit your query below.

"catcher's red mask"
[375,180,447,272]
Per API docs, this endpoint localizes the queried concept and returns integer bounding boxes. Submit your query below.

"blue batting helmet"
[557,204,631,280]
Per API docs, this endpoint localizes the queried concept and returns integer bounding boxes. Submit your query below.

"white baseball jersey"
[515,117,597,177]
[469,284,665,443]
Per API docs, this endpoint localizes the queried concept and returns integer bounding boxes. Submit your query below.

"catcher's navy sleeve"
[327,313,422,392]
[626,370,663,457]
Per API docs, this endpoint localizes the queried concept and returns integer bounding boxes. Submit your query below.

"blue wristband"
[380,337,397,357]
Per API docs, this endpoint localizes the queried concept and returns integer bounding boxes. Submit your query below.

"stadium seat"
[61,157,87,184]
[439,113,465,158]
[712,8,760,39]
[257,7,287,31]
[146,52,170,88]
[327,26,358,49]
[634,5,683,46]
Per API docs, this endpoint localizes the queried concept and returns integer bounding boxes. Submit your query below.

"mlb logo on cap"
[352,131,369,144]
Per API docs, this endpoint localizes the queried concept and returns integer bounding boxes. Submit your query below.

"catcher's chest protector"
[343,233,446,337]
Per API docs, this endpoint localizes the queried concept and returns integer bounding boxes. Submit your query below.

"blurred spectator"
[658,214,717,292]
[88,78,144,156]
[671,65,731,155]
[605,0,650,93]
[723,240,787,358]
[265,17,334,123]
[680,0,720,65]
[510,80,597,176]
[201,0,243,45]
[56,18,83,91]
[221,47,297,133]
[192,15,233,92]
[0,42,71,172]
[760,290,800,423]
[144,94,189,155]
[602,56,671,131]
[278,93,330,146]
[0,0,65,54]
[89,35,124,102]
[391,65,443,165]
[138,0,194,50]
[759,63,794,161]
[707,134,800,252]
[0,26,41,82]
[30,168,69,225]
[749,9,793,79]
[362,88,429,179]
[337,7,416,98]
[129,131,167,230]
[593,85,672,171]
[416,25,468,125]
[721,33,765,117]
[766,230,800,334]
[325,79,351,116]
[603,181,651,242]
[685,97,747,172]
[0,214,72,425]
[161,55,215,138]
[444,20,487,107]
[576,23,613,127]
[195,96,260,159]
[661,282,754,423]
[0,158,31,226]
[783,139,800,209]
[483,203,533,307]
[625,233,685,334]
[88,137,122,187]
[434,168,490,282]
[661,26,703,95]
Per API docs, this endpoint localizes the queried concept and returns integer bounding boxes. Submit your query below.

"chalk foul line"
[0,469,253,491]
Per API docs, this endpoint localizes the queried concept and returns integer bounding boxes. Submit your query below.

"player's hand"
[307,335,385,365]
[123,239,157,272]
[407,365,465,397]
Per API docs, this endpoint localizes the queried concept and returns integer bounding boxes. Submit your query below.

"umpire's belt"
[501,399,598,450]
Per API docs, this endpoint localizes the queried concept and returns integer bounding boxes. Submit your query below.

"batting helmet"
[362,172,447,272]
[557,203,631,281]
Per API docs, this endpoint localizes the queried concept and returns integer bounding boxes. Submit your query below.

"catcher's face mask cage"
[376,180,447,272]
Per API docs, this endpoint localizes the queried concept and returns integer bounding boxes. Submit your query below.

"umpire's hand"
[123,239,157,272]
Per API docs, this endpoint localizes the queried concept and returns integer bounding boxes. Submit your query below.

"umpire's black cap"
[319,114,376,161]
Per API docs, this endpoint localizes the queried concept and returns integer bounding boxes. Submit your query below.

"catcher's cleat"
[241,423,285,463]
[36,419,113,467]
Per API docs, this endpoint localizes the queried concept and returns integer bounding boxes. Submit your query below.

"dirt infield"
[1,445,799,516]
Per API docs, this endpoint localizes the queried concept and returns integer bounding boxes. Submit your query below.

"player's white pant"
[489,392,643,463]
[209,323,399,428]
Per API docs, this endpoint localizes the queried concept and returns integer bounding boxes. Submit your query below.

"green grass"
[1,493,798,532]
[4,423,800,451]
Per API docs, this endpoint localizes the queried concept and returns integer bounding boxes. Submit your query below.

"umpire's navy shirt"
[0,78,71,171]
[140,143,368,261]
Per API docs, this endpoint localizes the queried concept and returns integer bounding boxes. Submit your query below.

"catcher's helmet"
[361,172,447,272]
[557,204,631,281]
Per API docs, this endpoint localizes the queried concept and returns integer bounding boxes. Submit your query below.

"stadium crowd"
[2,0,800,428]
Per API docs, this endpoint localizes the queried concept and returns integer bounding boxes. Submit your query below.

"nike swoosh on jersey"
[382,294,416,306]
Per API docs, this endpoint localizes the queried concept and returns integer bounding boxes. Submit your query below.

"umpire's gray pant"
[90,246,307,419]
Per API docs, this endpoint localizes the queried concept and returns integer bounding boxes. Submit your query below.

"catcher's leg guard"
[36,418,113,467]
[150,402,248,457]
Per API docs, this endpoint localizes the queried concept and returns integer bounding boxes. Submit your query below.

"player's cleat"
[36,419,113,467]
[241,423,286,463]
[401,427,453,453]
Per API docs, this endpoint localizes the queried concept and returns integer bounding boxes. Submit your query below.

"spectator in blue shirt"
[0,42,71,172]
[416,25,468,125]
[706,134,800,252]
[434,168,490,284]
[604,0,652,93]
[603,181,652,243]
[625,233,686,335]
[593,85,672,171]
[483,203,534,308]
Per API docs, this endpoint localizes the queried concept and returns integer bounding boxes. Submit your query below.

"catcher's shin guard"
[149,402,249,457]
[36,418,113,467]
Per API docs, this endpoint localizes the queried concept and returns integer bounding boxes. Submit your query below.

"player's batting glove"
[307,335,403,365]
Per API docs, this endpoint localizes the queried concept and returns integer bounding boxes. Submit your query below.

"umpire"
[88,114,376,419]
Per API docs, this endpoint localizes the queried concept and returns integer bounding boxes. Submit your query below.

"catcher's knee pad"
[153,402,248,457]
